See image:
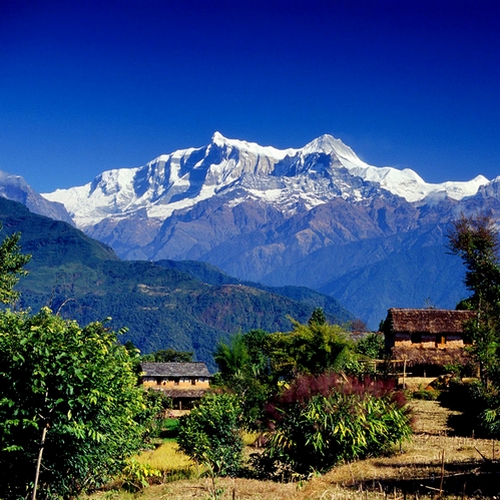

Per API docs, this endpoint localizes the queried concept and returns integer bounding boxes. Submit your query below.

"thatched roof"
[141,362,211,378]
[385,308,476,335]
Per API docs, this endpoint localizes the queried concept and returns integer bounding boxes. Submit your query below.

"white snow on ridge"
[41,132,492,228]
[327,149,489,203]
[43,167,143,227]
[211,131,298,160]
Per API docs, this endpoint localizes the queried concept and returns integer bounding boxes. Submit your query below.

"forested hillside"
[0,197,352,369]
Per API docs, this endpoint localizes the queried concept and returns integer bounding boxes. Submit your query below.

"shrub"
[177,393,244,476]
[411,388,440,400]
[463,381,500,438]
[261,373,412,477]
[121,458,162,492]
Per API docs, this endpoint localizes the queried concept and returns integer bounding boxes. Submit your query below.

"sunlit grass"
[91,399,499,499]
[136,440,195,474]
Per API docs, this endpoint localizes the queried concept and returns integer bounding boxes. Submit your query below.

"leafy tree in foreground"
[308,307,327,327]
[446,212,500,438]
[214,333,250,382]
[0,223,31,305]
[355,332,385,359]
[261,373,412,477]
[177,393,244,476]
[214,329,274,429]
[266,319,356,377]
[0,307,149,499]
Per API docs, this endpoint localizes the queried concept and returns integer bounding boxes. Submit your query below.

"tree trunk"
[32,390,50,500]
[31,421,48,500]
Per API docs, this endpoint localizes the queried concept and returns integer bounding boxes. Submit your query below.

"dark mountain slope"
[156,259,351,323]
[0,198,352,370]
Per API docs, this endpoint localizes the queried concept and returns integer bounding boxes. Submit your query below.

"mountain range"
[6,133,500,327]
[0,196,351,370]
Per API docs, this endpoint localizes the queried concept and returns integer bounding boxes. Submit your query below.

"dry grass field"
[88,383,500,500]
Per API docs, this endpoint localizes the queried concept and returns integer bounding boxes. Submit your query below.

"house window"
[435,335,446,347]
[411,332,422,344]
[191,379,196,386]
[174,379,179,386]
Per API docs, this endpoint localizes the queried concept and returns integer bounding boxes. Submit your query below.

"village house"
[140,361,212,410]
[382,308,476,375]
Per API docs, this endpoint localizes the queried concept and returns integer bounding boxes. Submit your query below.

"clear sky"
[1,0,499,193]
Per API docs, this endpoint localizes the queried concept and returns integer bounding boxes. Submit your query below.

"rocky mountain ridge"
[4,133,500,327]
[0,171,73,225]
[42,132,489,230]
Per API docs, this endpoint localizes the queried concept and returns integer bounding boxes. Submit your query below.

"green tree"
[141,348,194,363]
[213,330,274,429]
[267,319,355,377]
[308,307,327,327]
[355,332,385,359]
[177,393,244,476]
[447,212,500,384]
[214,333,250,383]
[0,223,31,304]
[0,307,149,499]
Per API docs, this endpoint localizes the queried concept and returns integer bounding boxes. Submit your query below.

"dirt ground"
[297,394,500,499]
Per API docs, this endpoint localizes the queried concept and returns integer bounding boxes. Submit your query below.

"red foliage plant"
[265,373,406,425]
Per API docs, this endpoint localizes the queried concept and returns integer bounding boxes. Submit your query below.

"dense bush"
[464,381,500,438]
[266,320,357,377]
[177,393,244,476]
[214,329,275,430]
[261,373,412,477]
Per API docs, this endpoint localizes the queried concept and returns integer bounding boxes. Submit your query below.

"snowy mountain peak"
[302,134,359,160]
[210,131,233,149]
[41,133,493,229]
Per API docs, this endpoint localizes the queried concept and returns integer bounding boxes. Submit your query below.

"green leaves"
[0,307,149,499]
[448,213,500,385]
[177,393,244,476]
[267,320,355,377]
[262,374,412,477]
[0,224,31,305]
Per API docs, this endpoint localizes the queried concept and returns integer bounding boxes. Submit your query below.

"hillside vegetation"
[0,197,352,368]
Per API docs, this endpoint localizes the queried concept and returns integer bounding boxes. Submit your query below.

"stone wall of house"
[394,333,465,349]
[142,377,210,389]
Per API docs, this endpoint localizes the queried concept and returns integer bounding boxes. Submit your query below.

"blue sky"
[1,0,499,193]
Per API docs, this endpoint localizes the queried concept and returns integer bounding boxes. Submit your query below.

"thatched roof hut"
[384,308,476,336]
[383,308,476,370]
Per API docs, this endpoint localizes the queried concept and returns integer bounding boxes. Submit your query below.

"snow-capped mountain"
[39,133,500,328]
[42,132,488,229]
